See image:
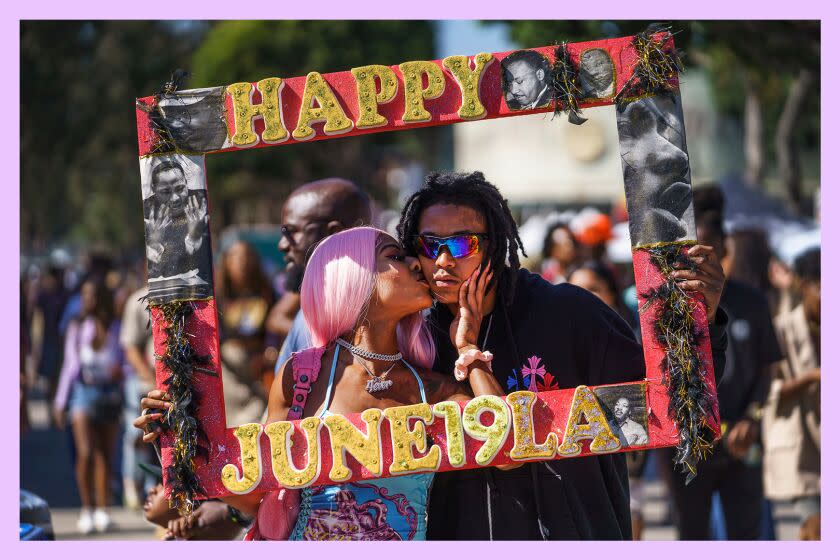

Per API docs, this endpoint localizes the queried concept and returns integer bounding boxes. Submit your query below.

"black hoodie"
[425,268,728,540]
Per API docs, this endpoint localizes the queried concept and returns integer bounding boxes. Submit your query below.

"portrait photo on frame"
[140,153,213,303]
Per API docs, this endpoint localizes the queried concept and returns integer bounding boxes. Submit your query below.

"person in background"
[59,254,113,336]
[215,240,275,426]
[110,281,133,506]
[568,260,638,332]
[271,178,372,373]
[763,247,820,540]
[665,185,782,540]
[539,222,579,284]
[120,267,159,509]
[720,227,779,539]
[568,260,646,540]
[21,278,31,434]
[726,229,773,296]
[768,253,796,317]
[265,290,301,365]
[53,279,123,534]
[33,264,68,408]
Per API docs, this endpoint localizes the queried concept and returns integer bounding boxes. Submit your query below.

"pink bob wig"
[300,226,435,369]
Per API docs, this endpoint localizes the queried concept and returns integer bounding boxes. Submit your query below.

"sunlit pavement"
[50,507,157,541]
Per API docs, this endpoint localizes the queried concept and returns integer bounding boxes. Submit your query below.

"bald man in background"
[266,178,372,372]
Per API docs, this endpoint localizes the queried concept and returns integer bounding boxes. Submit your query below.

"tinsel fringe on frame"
[152,299,215,515]
[638,243,717,483]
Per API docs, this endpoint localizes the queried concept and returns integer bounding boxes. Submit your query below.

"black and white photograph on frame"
[149,86,229,154]
[594,384,650,447]
[500,49,553,111]
[616,94,695,247]
[140,153,213,302]
[579,48,616,99]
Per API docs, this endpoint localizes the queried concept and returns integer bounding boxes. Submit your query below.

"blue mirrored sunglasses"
[414,234,488,259]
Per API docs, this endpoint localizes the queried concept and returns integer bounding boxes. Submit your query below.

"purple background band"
[9,3,835,557]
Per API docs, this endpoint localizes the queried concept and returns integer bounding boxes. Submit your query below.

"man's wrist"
[227,505,251,527]
[453,348,494,381]
[457,343,479,355]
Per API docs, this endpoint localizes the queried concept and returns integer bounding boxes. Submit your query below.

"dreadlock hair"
[396,171,526,305]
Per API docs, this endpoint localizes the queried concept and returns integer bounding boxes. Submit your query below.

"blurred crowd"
[529,183,821,541]
[20,180,820,541]
[21,237,284,538]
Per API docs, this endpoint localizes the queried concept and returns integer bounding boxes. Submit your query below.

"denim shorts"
[68,381,123,422]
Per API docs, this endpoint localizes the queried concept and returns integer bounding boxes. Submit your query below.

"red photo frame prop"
[135,31,720,501]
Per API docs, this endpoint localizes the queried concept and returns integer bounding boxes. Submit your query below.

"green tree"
[504,20,820,213]
[21,21,207,255]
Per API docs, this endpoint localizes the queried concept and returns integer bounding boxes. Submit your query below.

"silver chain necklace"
[336,337,402,362]
[354,356,398,394]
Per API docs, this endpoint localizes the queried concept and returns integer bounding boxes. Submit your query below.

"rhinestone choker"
[336,337,402,362]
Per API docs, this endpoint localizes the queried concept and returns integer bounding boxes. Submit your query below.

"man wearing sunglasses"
[268,178,372,370]
[397,171,730,540]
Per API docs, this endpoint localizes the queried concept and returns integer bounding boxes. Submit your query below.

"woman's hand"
[133,389,171,443]
[670,245,725,323]
[450,265,494,352]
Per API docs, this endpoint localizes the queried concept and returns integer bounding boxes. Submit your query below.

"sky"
[436,20,517,59]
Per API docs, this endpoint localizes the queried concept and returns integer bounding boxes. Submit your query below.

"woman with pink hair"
[138,227,505,540]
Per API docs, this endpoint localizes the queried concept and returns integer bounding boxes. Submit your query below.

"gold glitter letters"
[221,423,263,494]
[384,403,441,475]
[507,391,558,460]
[443,53,492,120]
[264,417,322,489]
[350,65,398,129]
[432,401,467,468]
[292,72,354,141]
[399,61,445,123]
[324,408,383,482]
[226,78,288,147]
[557,386,621,456]
[462,395,511,466]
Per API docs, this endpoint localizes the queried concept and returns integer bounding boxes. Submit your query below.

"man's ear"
[536,68,545,82]
[326,220,345,235]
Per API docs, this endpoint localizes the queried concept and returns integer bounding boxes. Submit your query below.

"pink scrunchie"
[454,349,493,381]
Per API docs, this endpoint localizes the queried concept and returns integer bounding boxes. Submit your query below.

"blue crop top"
[289,345,434,541]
